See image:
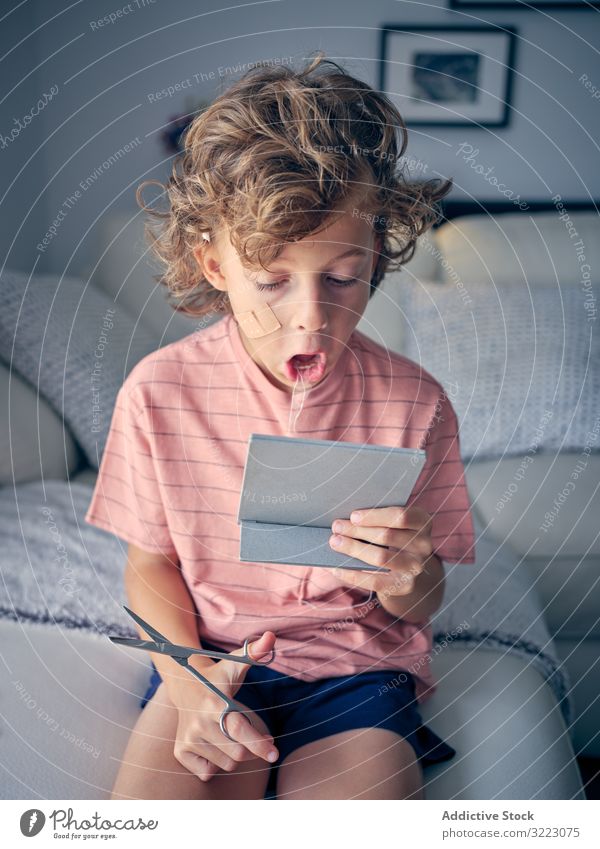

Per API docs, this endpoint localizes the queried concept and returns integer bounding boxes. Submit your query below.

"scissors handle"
[183,662,255,742]
[241,636,275,665]
[175,635,275,666]
[182,636,276,666]
[181,637,275,739]
[219,704,258,743]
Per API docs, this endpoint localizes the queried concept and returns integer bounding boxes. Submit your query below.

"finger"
[329,532,391,570]
[385,571,417,596]
[332,566,379,592]
[332,519,431,555]
[178,740,239,774]
[384,559,425,596]
[190,754,218,782]
[220,709,279,764]
[218,630,277,687]
[349,505,431,531]
[245,630,276,662]
[176,749,212,780]
[200,738,256,772]
[197,760,219,782]
[333,518,392,546]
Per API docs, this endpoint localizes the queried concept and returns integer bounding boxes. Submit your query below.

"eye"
[254,276,358,292]
[255,280,285,292]
[327,276,358,287]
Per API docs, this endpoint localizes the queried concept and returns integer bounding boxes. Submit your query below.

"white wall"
[1,0,598,279]
[0,6,47,274]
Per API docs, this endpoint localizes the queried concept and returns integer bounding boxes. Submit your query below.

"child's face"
[195,200,382,393]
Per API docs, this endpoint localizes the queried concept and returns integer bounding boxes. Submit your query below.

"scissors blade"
[109,635,203,661]
[110,635,260,666]
[122,605,170,644]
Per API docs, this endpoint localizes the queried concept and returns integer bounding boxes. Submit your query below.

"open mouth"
[284,351,327,384]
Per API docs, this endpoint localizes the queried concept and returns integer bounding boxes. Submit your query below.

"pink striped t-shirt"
[85,312,475,701]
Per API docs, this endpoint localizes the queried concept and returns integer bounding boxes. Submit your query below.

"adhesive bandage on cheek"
[235,303,282,338]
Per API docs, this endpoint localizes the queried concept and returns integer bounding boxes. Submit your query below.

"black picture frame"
[378,24,517,128]
[450,0,600,8]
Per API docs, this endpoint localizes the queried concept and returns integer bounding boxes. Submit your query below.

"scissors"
[108,606,276,742]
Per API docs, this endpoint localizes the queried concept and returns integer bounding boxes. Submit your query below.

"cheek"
[227,276,264,310]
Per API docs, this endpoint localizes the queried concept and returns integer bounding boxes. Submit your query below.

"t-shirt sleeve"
[406,391,476,564]
[84,383,178,557]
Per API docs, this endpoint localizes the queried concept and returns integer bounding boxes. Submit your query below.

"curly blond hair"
[136,51,452,318]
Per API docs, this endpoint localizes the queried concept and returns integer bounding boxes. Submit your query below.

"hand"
[169,631,279,782]
[328,506,434,600]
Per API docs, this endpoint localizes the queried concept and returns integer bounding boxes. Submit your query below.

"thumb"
[218,630,277,691]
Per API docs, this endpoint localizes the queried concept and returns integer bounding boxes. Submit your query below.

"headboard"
[438,198,599,223]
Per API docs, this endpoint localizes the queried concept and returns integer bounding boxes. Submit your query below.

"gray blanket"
[0,479,573,725]
[400,281,600,461]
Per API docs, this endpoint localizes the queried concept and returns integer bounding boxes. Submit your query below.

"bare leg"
[111,683,272,800]
[276,727,424,800]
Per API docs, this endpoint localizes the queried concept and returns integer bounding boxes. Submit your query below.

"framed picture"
[378,25,516,127]
[450,0,599,8]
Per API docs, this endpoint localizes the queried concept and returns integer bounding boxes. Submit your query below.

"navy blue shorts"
[140,639,455,799]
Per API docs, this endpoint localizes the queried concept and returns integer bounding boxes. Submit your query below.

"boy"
[85,52,475,800]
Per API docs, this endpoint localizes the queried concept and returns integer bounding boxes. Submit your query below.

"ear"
[192,243,228,293]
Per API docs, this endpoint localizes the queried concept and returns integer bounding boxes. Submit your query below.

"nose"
[291,277,329,332]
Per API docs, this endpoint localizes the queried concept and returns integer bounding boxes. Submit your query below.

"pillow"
[0,360,82,485]
[435,211,600,289]
[358,270,407,353]
[398,228,444,283]
[0,269,158,468]
[358,230,446,352]
[399,280,600,461]
[89,210,203,345]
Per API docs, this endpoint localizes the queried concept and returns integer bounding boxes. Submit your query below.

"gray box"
[237,434,426,572]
